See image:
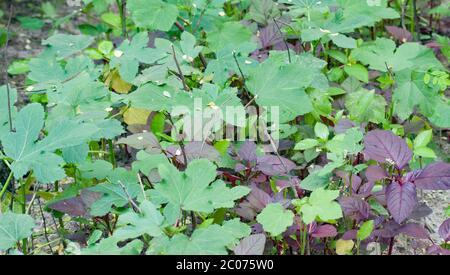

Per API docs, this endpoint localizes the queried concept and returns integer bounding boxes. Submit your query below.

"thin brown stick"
[2,4,14,132]
[171,44,190,91]
[273,18,291,63]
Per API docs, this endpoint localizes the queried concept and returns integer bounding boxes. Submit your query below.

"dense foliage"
[0,0,449,255]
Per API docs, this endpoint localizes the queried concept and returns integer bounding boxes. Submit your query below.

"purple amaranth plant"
[363,130,450,224]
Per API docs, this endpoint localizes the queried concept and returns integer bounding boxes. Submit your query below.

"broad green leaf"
[114,200,164,240]
[152,220,250,255]
[1,104,98,183]
[81,238,143,255]
[43,33,94,59]
[247,59,314,123]
[344,64,368,83]
[256,203,294,236]
[352,38,443,73]
[206,22,253,52]
[152,159,250,214]
[0,213,35,250]
[345,89,386,124]
[326,128,364,156]
[294,139,319,150]
[89,168,141,216]
[300,188,342,224]
[127,0,178,32]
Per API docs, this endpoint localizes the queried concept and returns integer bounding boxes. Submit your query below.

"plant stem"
[0,170,13,203]
[116,0,127,38]
[273,18,291,63]
[2,4,14,133]
[388,237,395,255]
[108,140,116,168]
[171,44,190,91]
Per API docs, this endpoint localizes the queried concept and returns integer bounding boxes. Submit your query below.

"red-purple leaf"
[363,130,412,169]
[256,155,297,176]
[398,223,430,239]
[412,162,450,190]
[166,142,220,165]
[238,141,257,163]
[365,165,388,183]
[385,26,412,42]
[233,234,266,255]
[439,218,450,242]
[311,224,338,238]
[339,196,370,222]
[386,181,417,224]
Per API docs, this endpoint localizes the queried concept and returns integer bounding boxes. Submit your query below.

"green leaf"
[300,188,342,224]
[43,33,95,59]
[357,220,374,241]
[247,59,314,123]
[114,200,164,240]
[110,32,166,82]
[17,16,45,30]
[0,213,35,250]
[314,122,329,140]
[98,40,113,55]
[7,60,30,75]
[81,238,143,255]
[345,89,386,124]
[1,104,99,183]
[89,168,141,216]
[414,147,437,159]
[331,34,357,49]
[352,38,443,73]
[344,64,368,83]
[150,220,250,255]
[414,130,433,148]
[326,128,364,156]
[152,159,250,214]
[294,139,319,150]
[256,203,294,236]
[206,22,253,52]
[127,0,178,32]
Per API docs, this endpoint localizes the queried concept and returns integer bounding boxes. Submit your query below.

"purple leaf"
[47,190,101,218]
[365,165,388,183]
[334,119,356,134]
[409,203,433,220]
[385,26,412,42]
[259,24,283,49]
[238,141,257,163]
[339,196,370,222]
[363,130,412,169]
[311,224,338,238]
[166,142,220,165]
[342,230,357,240]
[438,218,450,242]
[233,234,266,255]
[398,223,430,239]
[336,171,362,193]
[411,162,450,190]
[386,181,417,224]
[48,197,87,217]
[256,155,296,176]
[427,245,450,255]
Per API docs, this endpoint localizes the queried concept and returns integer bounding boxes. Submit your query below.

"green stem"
[116,0,127,38]
[0,170,13,202]
[108,140,116,168]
